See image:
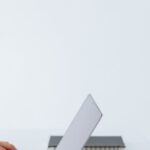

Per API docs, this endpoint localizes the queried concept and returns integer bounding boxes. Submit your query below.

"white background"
[0,0,150,150]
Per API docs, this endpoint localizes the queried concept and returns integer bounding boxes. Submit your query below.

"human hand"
[0,141,17,150]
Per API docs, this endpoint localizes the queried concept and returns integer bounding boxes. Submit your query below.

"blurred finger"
[10,145,16,150]
[0,146,6,150]
[0,142,17,150]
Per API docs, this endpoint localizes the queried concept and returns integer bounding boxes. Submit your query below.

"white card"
[56,94,102,150]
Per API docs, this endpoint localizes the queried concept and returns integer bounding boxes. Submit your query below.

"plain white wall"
[0,0,150,149]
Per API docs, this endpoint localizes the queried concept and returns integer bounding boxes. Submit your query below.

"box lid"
[48,136,125,148]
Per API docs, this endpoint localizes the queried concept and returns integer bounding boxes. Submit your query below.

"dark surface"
[48,136,125,148]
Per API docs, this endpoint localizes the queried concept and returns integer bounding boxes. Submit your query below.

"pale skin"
[0,141,17,150]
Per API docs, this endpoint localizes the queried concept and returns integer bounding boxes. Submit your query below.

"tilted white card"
[56,94,102,150]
